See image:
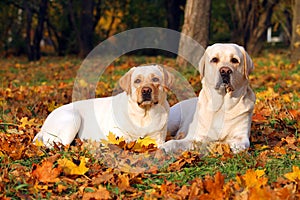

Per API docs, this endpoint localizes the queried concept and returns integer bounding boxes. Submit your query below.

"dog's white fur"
[164,43,256,153]
[34,65,173,147]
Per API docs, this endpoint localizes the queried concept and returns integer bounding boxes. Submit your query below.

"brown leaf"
[82,185,111,200]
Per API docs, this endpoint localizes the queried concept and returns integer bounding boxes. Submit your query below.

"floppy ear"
[157,65,174,91]
[162,67,174,91]
[239,46,254,79]
[119,67,135,94]
[199,53,206,79]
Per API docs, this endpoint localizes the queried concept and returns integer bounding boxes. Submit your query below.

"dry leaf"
[284,166,300,182]
[32,160,61,183]
[57,156,89,175]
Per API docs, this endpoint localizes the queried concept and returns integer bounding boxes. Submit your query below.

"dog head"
[119,64,173,109]
[199,43,253,94]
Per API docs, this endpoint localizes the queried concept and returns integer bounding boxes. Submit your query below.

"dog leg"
[33,107,81,147]
[167,97,198,138]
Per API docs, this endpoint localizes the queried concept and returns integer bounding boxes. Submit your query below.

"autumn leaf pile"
[0,53,300,199]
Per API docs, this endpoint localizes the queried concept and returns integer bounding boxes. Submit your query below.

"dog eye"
[231,58,239,64]
[152,77,159,82]
[210,57,219,63]
[134,79,141,84]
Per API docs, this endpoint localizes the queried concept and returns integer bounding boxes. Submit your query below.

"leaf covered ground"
[0,51,300,199]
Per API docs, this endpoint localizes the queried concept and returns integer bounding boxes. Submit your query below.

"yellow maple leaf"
[242,169,267,189]
[105,132,125,145]
[284,166,300,181]
[136,136,157,147]
[132,136,157,151]
[47,101,62,112]
[57,156,89,175]
[255,169,266,178]
[34,139,45,147]
[19,117,39,129]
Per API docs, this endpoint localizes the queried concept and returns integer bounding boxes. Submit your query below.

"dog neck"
[201,78,249,112]
[112,92,168,138]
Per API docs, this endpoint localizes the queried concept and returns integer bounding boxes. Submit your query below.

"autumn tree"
[177,0,211,65]
[227,0,279,56]
[291,0,300,63]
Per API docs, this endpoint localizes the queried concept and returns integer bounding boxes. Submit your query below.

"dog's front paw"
[229,139,250,154]
[161,140,178,153]
[161,139,193,154]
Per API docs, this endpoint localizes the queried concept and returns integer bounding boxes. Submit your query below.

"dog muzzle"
[219,67,234,93]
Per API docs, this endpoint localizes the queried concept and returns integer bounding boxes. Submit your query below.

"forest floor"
[0,50,299,199]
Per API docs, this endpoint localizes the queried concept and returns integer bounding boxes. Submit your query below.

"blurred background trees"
[0,0,298,62]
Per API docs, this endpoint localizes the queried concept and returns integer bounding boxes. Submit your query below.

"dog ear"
[239,46,254,79]
[199,52,206,79]
[156,65,174,91]
[162,67,174,91]
[119,67,135,94]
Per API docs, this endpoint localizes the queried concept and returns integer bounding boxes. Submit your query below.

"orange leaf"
[117,174,130,192]
[32,160,61,183]
[82,185,111,200]
[273,146,286,155]
[203,172,225,199]
[249,186,273,200]
[284,166,300,181]
[252,113,268,122]
[242,169,268,189]
[177,185,189,199]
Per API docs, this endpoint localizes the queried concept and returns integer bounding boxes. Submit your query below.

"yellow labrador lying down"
[164,43,256,153]
[34,64,173,147]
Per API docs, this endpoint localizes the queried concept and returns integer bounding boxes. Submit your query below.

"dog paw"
[229,141,250,154]
[160,140,177,153]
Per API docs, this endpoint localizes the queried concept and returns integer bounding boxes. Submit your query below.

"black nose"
[142,87,152,95]
[142,87,152,101]
[219,67,232,75]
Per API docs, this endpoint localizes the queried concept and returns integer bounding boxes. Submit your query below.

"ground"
[0,51,299,199]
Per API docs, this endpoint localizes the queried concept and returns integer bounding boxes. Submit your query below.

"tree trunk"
[24,1,34,61]
[33,0,48,60]
[291,0,300,63]
[176,0,211,66]
[228,0,278,56]
[165,0,185,31]
[24,0,48,61]
[79,0,94,58]
[68,0,95,58]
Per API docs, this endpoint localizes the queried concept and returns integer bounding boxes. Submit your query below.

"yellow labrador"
[164,43,256,153]
[34,64,173,147]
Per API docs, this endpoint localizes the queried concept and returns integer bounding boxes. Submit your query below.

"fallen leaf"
[82,185,110,200]
[177,185,189,199]
[19,117,39,129]
[136,136,157,147]
[284,166,300,182]
[105,132,125,145]
[117,174,130,192]
[32,160,61,183]
[57,156,89,175]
